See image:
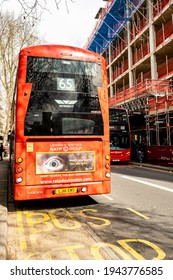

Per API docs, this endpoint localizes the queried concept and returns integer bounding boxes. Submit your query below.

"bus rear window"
[24,56,103,136]
[26,57,102,88]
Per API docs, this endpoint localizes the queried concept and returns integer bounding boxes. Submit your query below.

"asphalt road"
[90,164,173,260]
[7,163,173,260]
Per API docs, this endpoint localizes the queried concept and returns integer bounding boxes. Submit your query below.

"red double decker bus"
[109,108,131,162]
[10,45,111,201]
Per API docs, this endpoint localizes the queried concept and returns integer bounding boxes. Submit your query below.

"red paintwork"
[12,45,111,200]
[147,146,173,166]
[110,149,131,162]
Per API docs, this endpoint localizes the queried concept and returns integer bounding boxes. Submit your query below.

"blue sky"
[1,0,105,48]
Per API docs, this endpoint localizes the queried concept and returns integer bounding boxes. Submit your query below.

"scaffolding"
[108,80,172,109]
[85,0,173,162]
[109,79,173,147]
[85,0,145,54]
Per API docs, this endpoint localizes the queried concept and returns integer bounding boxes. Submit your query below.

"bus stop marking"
[127,208,150,220]
[118,239,166,260]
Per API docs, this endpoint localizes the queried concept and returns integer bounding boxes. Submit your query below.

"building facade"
[85,0,173,162]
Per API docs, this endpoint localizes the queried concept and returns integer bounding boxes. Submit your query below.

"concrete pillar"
[108,45,114,97]
[127,4,133,87]
[148,0,158,79]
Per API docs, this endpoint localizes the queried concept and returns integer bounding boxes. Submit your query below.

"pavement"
[0,158,172,260]
[0,158,9,260]
[130,160,173,172]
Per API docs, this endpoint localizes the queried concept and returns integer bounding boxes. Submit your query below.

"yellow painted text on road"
[54,245,83,260]
[90,242,132,260]
[26,211,53,233]
[49,209,81,230]
[15,209,166,260]
[16,210,27,250]
[118,239,166,260]
[79,209,111,227]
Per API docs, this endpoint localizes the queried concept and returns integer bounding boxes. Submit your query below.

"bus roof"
[19,44,103,62]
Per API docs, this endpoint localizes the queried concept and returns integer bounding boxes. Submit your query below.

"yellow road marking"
[16,210,27,250]
[16,210,24,232]
[127,208,150,220]
[55,245,83,260]
[91,242,132,260]
[80,209,111,227]
[118,239,166,260]
[49,210,81,229]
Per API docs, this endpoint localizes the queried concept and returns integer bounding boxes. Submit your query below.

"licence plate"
[54,188,77,194]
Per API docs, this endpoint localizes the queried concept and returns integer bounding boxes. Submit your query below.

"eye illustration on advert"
[36,153,69,174]
[36,152,95,174]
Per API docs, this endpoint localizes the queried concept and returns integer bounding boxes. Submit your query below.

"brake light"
[105,163,109,169]
[15,166,23,173]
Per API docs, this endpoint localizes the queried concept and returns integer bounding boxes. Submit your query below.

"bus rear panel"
[109,108,131,162]
[11,45,111,200]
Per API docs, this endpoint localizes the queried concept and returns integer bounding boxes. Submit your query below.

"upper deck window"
[109,109,128,124]
[24,56,103,136]
[26,57,102,89]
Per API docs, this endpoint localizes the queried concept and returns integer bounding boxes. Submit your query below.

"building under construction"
[85,0,173,164]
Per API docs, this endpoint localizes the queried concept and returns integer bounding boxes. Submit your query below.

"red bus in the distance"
[10,45,111,201]
[109,108,131,162]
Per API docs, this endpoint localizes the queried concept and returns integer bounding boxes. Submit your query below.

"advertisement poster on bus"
[36,151,95,174]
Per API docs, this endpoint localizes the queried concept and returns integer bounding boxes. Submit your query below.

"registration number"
[54,188,77,194]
